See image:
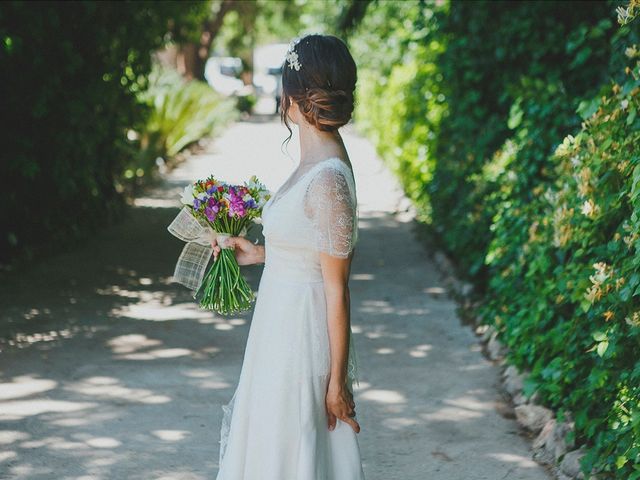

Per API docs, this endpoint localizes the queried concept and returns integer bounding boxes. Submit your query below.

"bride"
[211,33,365,479]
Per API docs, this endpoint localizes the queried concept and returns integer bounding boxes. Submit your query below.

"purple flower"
[204,206,217,222]
[204,197,221,219]
[193,198,202,210]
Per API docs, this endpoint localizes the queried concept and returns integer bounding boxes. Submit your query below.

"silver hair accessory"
[285,37,302,71]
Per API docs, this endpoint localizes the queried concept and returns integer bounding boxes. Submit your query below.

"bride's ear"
[287,100,300,124]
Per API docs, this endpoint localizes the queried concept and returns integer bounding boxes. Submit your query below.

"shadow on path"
[0,116,550,480]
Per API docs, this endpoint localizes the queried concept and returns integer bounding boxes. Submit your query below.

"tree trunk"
[177,0,236,81]
[177,42,200,80]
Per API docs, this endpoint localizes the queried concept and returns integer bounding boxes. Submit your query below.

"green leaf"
[508,100,524,129]
[592,331,607,342]
[616,455,628,469]
[628,104,637,126]
[631,165,640,201]
[596,341,609,357]
[620,285,633,302]
[577,97,600,120]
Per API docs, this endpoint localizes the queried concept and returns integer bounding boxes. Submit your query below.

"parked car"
[253,43,288,114]
[204,56,244,96]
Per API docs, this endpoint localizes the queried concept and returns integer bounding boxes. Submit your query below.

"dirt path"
[0,115,550,480]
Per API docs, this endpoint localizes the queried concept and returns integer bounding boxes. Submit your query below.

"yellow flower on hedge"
[577,167,592,197]
[585,262,613,304]
[603,310,614,322]
[528,221,540,243]
[552,205,574,247]
[623,233,638,248]
[585,285,601,304]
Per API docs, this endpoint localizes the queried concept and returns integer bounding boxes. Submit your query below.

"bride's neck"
[297,122,344,165]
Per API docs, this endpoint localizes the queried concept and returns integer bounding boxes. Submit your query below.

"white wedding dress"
[215,156,366,480]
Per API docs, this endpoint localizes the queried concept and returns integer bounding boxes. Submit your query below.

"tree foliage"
[0,1,208,263]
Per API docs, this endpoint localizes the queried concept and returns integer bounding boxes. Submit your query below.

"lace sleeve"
[304,166,358,258]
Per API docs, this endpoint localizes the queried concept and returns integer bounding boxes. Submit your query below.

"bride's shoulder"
[306,157,351,183]
[313,156,354,181]
[305,157,356,203]
[328,155,353,172]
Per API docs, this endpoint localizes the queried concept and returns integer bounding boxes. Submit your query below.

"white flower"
[590,262,610,285]
[180,184,195,205]
[256,191,272,207]
[591,270,609,285]
[626,312,640,327]
[570,154,581,167]
[244,175,268,192]
[581,199,598,218]
[617,6,633,25]
[285,50,301,71]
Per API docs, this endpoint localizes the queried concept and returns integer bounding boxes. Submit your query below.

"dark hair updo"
[280,34,357,147]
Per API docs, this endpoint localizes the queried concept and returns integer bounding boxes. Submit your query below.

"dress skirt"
[215,261,365,480]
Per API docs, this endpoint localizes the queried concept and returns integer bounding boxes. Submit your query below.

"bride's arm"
[321,252,360,433]
[304,165,359,432]
[211,237,265,265]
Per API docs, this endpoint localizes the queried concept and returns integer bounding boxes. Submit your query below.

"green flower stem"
[196,244,254,315]
[191,215,257,314]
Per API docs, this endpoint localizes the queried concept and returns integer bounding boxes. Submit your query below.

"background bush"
[130,65,238,187]
[0,1,211,264]
[351,0,445,220]
[351,0,640,477]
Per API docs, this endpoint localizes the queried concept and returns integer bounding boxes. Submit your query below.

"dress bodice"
[261,157,359,282]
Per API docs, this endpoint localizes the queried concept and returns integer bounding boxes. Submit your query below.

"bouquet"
[167,174,271,314]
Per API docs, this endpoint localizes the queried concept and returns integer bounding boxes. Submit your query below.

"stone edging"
[427,244,593,480]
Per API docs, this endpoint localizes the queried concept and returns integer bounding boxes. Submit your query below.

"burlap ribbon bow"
[167,207,238,293]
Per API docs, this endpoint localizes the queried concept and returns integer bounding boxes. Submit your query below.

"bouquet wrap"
[167,207,238,291]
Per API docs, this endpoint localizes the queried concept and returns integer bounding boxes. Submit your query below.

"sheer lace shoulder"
[303,161,358,258]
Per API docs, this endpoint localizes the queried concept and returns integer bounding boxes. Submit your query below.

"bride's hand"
[211,236,263,266]
[326,382,360,433]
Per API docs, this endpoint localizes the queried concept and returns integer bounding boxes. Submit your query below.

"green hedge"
[482,61,640,478]
[0,1,208,263]
[352,0,640,477]
[429,1,617,280]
